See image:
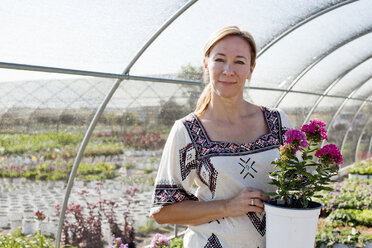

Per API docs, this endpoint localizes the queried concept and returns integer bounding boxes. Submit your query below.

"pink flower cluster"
[301,118,328,141]
[150,233,169,248]
[285,129,308,149]
[315,144,343,165]
[110,237,128,248]
[35,210,45,221]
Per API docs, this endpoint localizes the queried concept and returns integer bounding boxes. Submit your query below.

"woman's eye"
[215,58,224,62]
[235,60,245,64]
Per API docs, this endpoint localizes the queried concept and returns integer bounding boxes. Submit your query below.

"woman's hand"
[224,187,269,217]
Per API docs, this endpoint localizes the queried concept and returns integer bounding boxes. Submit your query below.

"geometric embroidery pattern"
[152,183,198,207]
[238,157,258,179]
[179,143,197,180]
[280,126,289,146]
[197,158,218,198]
[204,233,223,248]
[182,106,283,159]
[246,212,266,236]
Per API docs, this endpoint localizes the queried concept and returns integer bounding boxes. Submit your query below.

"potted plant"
[348,161,372,179]
[264,119,343,248]
[360,235,372,248]
[35,210,48,235]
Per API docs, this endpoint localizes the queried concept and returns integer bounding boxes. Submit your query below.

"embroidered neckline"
[191,106,272,146]
[182,106,283,158]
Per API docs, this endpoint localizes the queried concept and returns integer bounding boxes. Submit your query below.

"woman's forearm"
[151,187,268,226]
[151,199,228,226]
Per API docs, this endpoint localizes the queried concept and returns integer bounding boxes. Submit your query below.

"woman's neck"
[203,92,256,124]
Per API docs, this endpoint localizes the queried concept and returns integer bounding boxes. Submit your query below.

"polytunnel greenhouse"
[0,0,371,247]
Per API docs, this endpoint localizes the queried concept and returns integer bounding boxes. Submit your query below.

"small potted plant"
[264,119,343,248]
[360,235,372,248]
[150,233,169,248]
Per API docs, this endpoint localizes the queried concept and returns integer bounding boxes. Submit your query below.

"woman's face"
[204,35,255,99]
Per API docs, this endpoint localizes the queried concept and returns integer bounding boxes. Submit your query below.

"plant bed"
[0,228,55,248]
[348,160,372,180]
[315,178,372,248]
[0,160,120,182]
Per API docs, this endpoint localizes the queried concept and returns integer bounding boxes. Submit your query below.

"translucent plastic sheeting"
[275,93,320,126]
[245,89,283,108]
[130,0,348,77]
[0,0,187,78]
[252,0,372,90]
[0,74,206,131]
[358,132,372,160]
[306,96,346,124]
[352,79,372,99]
[327,100,365,140]
[110,79,202,110]
[0,70,116,132]
[328,60,372,96]
[291,33,372,93]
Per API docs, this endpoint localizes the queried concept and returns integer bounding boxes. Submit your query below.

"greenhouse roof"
[1,0,372,163]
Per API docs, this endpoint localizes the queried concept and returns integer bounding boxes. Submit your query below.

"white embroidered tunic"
[150,107,293,248]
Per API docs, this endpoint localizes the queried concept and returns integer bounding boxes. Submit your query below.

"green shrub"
[0,161,118,182]
[316,179,371,215]
[326,209,359,227]
[316,227,359,248]
[356,209,372,227]
[0,228,55,248]
[169,237,184,248]
[348,160,372,175]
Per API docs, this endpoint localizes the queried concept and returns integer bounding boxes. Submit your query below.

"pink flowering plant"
[268,119,343,208]
[150,233,169,248]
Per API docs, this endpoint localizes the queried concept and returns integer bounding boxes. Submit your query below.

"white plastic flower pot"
[348,174,358,179]
[264,201,322,248]
[364,242,372,248]
[357,174,369,180]
[333,244,356,248]
[10,219,22,231]
[0,214,9,228]
[38,221,48,234]
[22,218,37,235]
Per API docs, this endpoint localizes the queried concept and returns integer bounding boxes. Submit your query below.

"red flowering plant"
[267,119,343,208]
[35,210,45,221]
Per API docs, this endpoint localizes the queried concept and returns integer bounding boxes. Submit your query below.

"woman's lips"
[219,81,236,85]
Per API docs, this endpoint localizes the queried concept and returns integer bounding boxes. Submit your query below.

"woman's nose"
[223,63,234,76]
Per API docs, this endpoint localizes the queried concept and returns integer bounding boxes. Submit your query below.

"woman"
[150,26,292,248]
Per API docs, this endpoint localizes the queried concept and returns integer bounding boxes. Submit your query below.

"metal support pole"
[54,1,198,247]
[174,224,179,238]
[354,118,372,162]
[355,131,364,162]
[340,99,370,154]
[368,135,372,159]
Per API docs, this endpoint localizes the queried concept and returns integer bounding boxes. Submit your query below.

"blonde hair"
[194,26,257,117]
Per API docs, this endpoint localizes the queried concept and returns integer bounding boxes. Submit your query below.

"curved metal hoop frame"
[274,29,372,108]
[303,56,372,125]
[340,96,372,153]
[52,1,199,247]
[257,0,359,58]
[355,117,372,161]
[0,0,372,245]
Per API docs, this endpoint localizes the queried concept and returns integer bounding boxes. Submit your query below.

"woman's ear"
[250,62,256,73]
[247,62,256,81]
[203,58,208,71]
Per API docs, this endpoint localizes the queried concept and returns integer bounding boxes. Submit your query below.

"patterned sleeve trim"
[150,182,198,215]
[204,233,223,248]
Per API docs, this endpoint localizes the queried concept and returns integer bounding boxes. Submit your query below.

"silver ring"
[251,199,255,206]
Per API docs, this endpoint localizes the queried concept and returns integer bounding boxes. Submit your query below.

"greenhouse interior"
[0,0,371,247]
